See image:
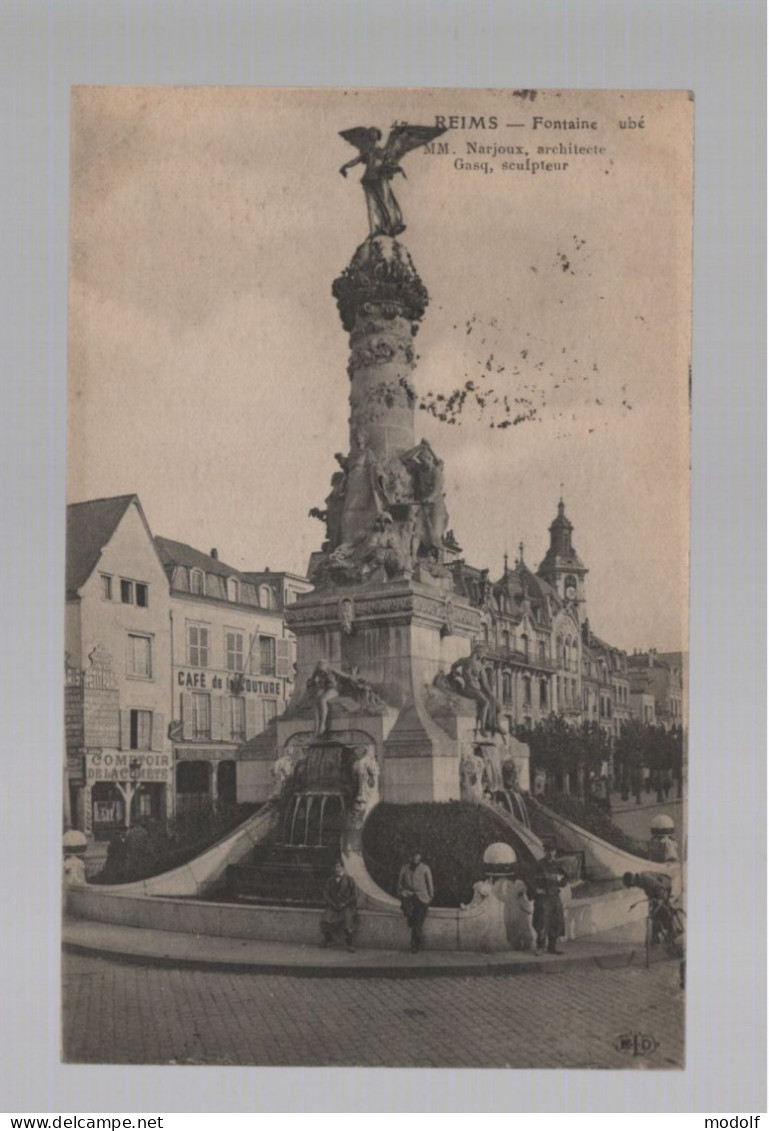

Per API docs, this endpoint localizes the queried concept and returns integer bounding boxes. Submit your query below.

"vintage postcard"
[63,87,691,1069]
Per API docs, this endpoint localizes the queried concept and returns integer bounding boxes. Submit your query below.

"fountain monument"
[238,123,527,813]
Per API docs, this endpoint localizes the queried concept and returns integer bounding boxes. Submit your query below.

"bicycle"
[631,896,686,968]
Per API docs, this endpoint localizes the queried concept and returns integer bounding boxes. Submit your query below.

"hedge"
[361,800,536,908]
[91,803,259,884]
[529,792,648,858]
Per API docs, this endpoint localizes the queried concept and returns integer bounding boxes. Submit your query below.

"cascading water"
[283,790,345,847]
[225,743,354,906]
[493,788,531,829]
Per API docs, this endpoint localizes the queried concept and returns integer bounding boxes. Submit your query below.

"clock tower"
[537,498,588,618]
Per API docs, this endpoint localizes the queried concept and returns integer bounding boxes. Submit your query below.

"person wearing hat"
[320,861,359,952]
[531,840,568,955]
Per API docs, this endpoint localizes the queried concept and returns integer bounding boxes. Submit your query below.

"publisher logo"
[614,1032,659,1056]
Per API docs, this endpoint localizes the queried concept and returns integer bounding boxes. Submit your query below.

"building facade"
[65,496,310,837]
[65,496,173,839]
[156,540,298,813]
[580,623,632,739]
[627,649,684,730]
[65,493,685,834]
[448,500,599,734]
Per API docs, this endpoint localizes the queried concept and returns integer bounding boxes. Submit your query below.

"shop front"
[83,750,173,839]
[175,749,239,814]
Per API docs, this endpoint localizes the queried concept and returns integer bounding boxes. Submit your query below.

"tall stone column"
[254,234,482,806]
[236,133,515,807]
[306,235,449,583]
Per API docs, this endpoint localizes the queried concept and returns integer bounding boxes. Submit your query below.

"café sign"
[85,751,173,784]
[176,668,282,696]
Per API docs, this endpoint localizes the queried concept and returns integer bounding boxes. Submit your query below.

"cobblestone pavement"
[63,952,684,1069]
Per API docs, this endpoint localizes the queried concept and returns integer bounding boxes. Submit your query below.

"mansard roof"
[496,560,559,609]
[155,536,243,581]
[583,627,628,673]
[154,537,286,612]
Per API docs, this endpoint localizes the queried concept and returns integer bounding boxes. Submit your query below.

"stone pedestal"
[236,576,484,805]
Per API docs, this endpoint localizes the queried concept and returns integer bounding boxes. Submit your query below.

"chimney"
[210,548,218,560]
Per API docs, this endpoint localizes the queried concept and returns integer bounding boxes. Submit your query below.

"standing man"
[531,841,568,955]
[320,861,359,952]
[397,851,434,953]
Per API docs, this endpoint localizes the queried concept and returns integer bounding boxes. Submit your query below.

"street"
[610,794,685,846]
[63,951,684,1069]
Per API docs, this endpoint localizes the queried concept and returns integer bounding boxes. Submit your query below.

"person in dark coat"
[104,829,127,882]
[531,842,568,955]
[320,861,359,952]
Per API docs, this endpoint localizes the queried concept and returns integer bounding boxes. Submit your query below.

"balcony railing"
[484,646,556,672]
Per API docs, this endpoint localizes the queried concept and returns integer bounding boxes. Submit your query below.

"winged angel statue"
[339,122,447,237]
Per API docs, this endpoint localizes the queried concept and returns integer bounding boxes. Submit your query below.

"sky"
[67,87,691,653]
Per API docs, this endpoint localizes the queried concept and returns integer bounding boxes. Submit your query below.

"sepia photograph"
[62,86,692,1070]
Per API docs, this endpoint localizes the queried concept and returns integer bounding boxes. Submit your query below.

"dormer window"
[227,578,239,603]
[260,584,278,610]
[190,569,205,596]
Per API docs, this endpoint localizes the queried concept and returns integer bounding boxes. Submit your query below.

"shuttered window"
[130,709,152,750]
[187,624,209,667]
[258,636,276,675]
[127,634,152,679]
[191,693,211,739]
[225,630,244,672]
[262,699,278,729]
[276,638,292,678]
[245,698,259,739]
[230,697,246,741]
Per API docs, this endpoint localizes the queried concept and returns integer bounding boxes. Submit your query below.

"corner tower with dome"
[536,498,588,619]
